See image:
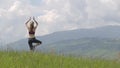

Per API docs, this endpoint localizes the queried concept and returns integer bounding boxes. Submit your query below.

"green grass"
[0,51,120,68]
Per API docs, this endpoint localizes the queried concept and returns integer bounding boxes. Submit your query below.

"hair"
[29,21,34,31]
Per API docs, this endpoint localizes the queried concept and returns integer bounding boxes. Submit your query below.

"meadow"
[0,51,120,68]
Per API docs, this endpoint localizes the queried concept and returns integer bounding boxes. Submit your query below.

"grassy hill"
[0,51,120,68]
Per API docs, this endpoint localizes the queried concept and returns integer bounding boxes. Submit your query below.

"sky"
[0,0,120,43]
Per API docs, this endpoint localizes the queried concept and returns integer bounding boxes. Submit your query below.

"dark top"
[29,31,35,34]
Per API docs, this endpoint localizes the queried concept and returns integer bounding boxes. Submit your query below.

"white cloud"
[9,1,20,12]
[38,9,59,23]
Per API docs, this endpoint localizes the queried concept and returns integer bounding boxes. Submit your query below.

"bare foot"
[34,43,41,47]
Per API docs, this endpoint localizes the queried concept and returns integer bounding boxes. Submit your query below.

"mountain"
[37,25,120,46]
[5,25,120,59]
[38,38,120,59]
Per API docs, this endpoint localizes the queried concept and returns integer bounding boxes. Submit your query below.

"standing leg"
[28,40,35,51]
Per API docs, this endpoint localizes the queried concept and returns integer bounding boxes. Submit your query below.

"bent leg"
[33,39,42,46]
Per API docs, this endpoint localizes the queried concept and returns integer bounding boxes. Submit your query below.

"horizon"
[4,25,120,44]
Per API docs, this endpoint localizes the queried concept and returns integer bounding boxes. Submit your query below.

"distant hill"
[6,25,120,59]
[39,25,120,44]
[38,38,120,59]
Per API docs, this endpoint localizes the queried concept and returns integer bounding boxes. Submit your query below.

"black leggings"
[28,38,42,50]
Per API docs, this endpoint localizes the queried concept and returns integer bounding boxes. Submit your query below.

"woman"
[25,17,42,51]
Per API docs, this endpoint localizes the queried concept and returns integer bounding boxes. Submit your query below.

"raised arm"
[25,17,31,28]
[33,17,38,28]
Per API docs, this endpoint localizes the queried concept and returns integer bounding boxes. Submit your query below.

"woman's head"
[30,21,34,30]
